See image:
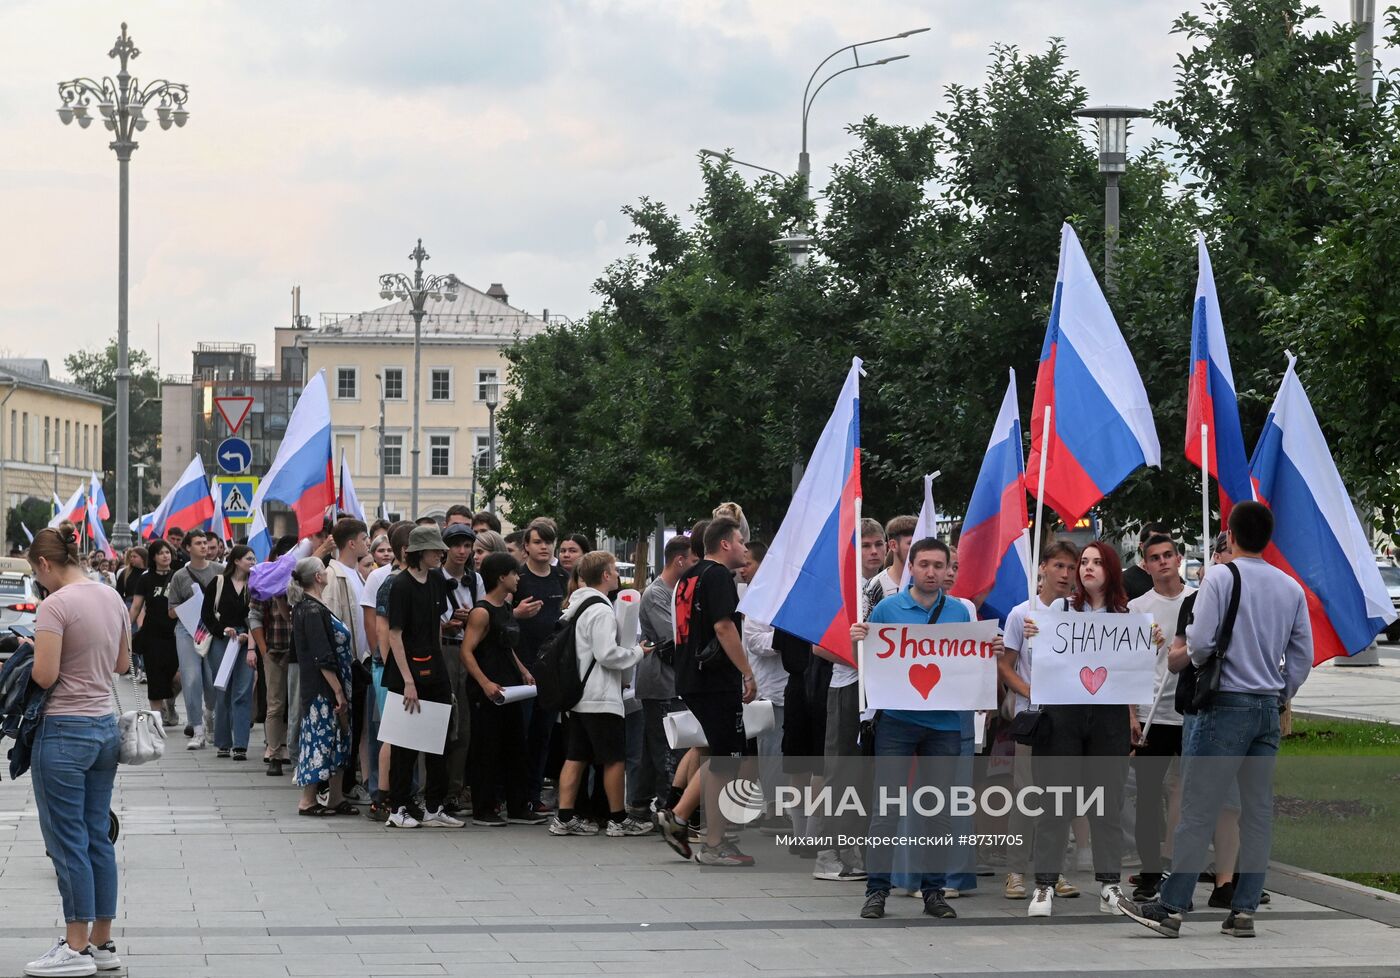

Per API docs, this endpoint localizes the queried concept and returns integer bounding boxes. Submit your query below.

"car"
[1378,560,1400,643]
[0,570,38,633]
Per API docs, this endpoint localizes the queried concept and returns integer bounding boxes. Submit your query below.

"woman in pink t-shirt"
[23,525,130,976]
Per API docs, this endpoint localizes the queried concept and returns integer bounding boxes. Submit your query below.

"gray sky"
[0,0,1369,378]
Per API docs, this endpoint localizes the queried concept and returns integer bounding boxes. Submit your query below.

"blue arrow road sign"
[217,437,253,474]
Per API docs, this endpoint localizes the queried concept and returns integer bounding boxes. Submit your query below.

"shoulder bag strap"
[1214,563,1243,658]
[925,593,948,625]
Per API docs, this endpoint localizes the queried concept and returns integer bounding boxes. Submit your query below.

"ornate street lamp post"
[378,240,459,518]
[57,23,189,550]
[1073,105,1149,292]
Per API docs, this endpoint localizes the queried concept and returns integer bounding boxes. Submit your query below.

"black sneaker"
[184,724,194,738]
[1118,897,1183,938]
[923,890,957,919]
[1221,911,1255,938]
[232,748,248,762]
[507,809,549,825]
[216,748,231,759]
[658,809,693,861]
[1133,872,1163,902]
[1208,882,1235,909]
[472,811,508,827]
[860,891,887,919]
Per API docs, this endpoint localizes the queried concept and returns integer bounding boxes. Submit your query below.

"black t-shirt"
[135,569,176,639]
[469,601,523,691]
[513,564,570,665]
[1124,564,1153,601]
[773,627,812,675]
[386,569,449,694]
[673,559,741,697]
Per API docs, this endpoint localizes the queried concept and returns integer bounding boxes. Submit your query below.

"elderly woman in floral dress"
[288,557,358,817]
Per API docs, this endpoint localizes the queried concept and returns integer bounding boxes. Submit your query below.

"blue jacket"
[0,642,51,781]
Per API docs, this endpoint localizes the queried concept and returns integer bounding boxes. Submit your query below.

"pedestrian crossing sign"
[215,476,259,524]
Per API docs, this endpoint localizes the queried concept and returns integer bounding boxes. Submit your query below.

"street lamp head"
[172,108,188,127]
[379,289,395,301]
[57,106,74,125]
[898,27,932,37]
[699,148,730,161]
[1073,105,1151,174]
[874,54,910,65]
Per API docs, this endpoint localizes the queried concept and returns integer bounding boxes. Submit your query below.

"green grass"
[1275,717,1400,893]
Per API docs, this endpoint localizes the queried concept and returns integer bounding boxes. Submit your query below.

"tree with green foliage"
[63,340,162,513]
[5,497,52,553]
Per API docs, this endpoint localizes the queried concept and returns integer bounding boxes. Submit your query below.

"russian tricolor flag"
[86,494,116,559]
[252,370,335,538]
[953,369,1030,625]
[739,357,863,664]
[1027,223,1160,525]
[1185,234,1252,519]
[210,479,233,543]
[89,472,110,522]
[1249,357,1396,664]
[338,448,367,522]
[151,456,215,539]
[50,484,87,529]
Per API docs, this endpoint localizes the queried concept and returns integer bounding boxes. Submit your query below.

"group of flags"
[38,472,117,558]
[742,222,1398,669]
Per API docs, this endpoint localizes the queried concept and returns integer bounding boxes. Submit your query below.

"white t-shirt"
[361,563,395,612]
[833,569,902,688]
[1002,595,1066,715]
[741,617,787,705]
[1128,586,1193,726]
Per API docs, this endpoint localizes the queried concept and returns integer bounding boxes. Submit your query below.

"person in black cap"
[439,522,480,813]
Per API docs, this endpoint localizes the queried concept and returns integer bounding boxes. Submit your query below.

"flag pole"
[1200,423,1211,580]
[855,494,866,714]
[1028,407,1052,606]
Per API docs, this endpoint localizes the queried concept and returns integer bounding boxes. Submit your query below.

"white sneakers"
[605,816,654,837]
[1099,882,1126,915]
[386,807,420,829]
[420,807,464,828]
[812,849,866,881]
[22,938,115,976]
[1028,885,1054,917]
[185,731,206,750]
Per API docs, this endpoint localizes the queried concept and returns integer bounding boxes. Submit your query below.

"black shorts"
[563,712,626,765]
[681,690,754,759]
[781,663,830,773]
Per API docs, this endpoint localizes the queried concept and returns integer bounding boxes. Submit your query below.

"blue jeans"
[209,634,255,750]
[31,715,120,922]
[176,624,215,731]
[1159,693,1281,915]
[865,716,961,897]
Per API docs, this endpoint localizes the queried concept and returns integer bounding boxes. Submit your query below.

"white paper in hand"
[212,636,239,691]
[377,692,452,754]
[614,588,641,644]
[174,592,204,638]
[490,684,538,706]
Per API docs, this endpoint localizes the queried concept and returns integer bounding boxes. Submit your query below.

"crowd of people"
[10,492,1313,974]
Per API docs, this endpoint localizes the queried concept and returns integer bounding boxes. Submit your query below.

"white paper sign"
[490,684,538,706]
[174,592,204,638]
[614,588,641,644]
[863,620,1001,712]
[377,692,452,754]
[1030,610,1157,705]
[212,636,240,690]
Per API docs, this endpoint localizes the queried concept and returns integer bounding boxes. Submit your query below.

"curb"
[1270,861,1400,904]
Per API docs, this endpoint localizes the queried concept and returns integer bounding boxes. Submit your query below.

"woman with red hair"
[1023,540,1135,919]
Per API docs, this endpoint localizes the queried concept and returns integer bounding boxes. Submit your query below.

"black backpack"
[533,595,610,713]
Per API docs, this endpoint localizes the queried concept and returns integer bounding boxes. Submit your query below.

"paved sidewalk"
[1291,642,1400,724]
[2,697,1399,976]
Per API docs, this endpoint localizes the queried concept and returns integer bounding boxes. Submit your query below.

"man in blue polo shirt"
[849,537,997,921]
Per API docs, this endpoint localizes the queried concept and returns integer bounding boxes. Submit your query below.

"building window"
[429,434,452,476]
[21,413,27,462]
[43,417,50,461]
[64,420,71,466]
[381,434,402,476]
[476,367,499,403]
[429,368,452,402]
[8,411,14,461]
[336,367,359,400]
[382,367,404,400]
[82,424,89,469]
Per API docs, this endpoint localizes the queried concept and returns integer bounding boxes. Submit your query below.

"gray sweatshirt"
[1186,557,1312,700]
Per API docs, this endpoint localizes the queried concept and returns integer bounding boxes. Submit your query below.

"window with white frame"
[476,367,499,403]
[336,367,359,400]
[381,367,404,400]
[381,434,403,476]
[429,434,452,476]
[429,367,452,402]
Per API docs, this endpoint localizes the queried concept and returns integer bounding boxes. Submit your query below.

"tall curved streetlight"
[57,23,189,549]
[378,240,459,518]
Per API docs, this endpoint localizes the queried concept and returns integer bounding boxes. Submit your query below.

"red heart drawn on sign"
[1079,666,1108,695]
[909,663,942,700]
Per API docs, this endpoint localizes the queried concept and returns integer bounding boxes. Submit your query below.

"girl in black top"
[462,552,539,826]
[129,540,179,719]
[202,544,256,759]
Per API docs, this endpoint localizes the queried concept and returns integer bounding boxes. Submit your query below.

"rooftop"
[309,280,565,342]
[0,358,113,406]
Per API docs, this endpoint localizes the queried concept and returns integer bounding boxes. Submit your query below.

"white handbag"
[113,622,165,765]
